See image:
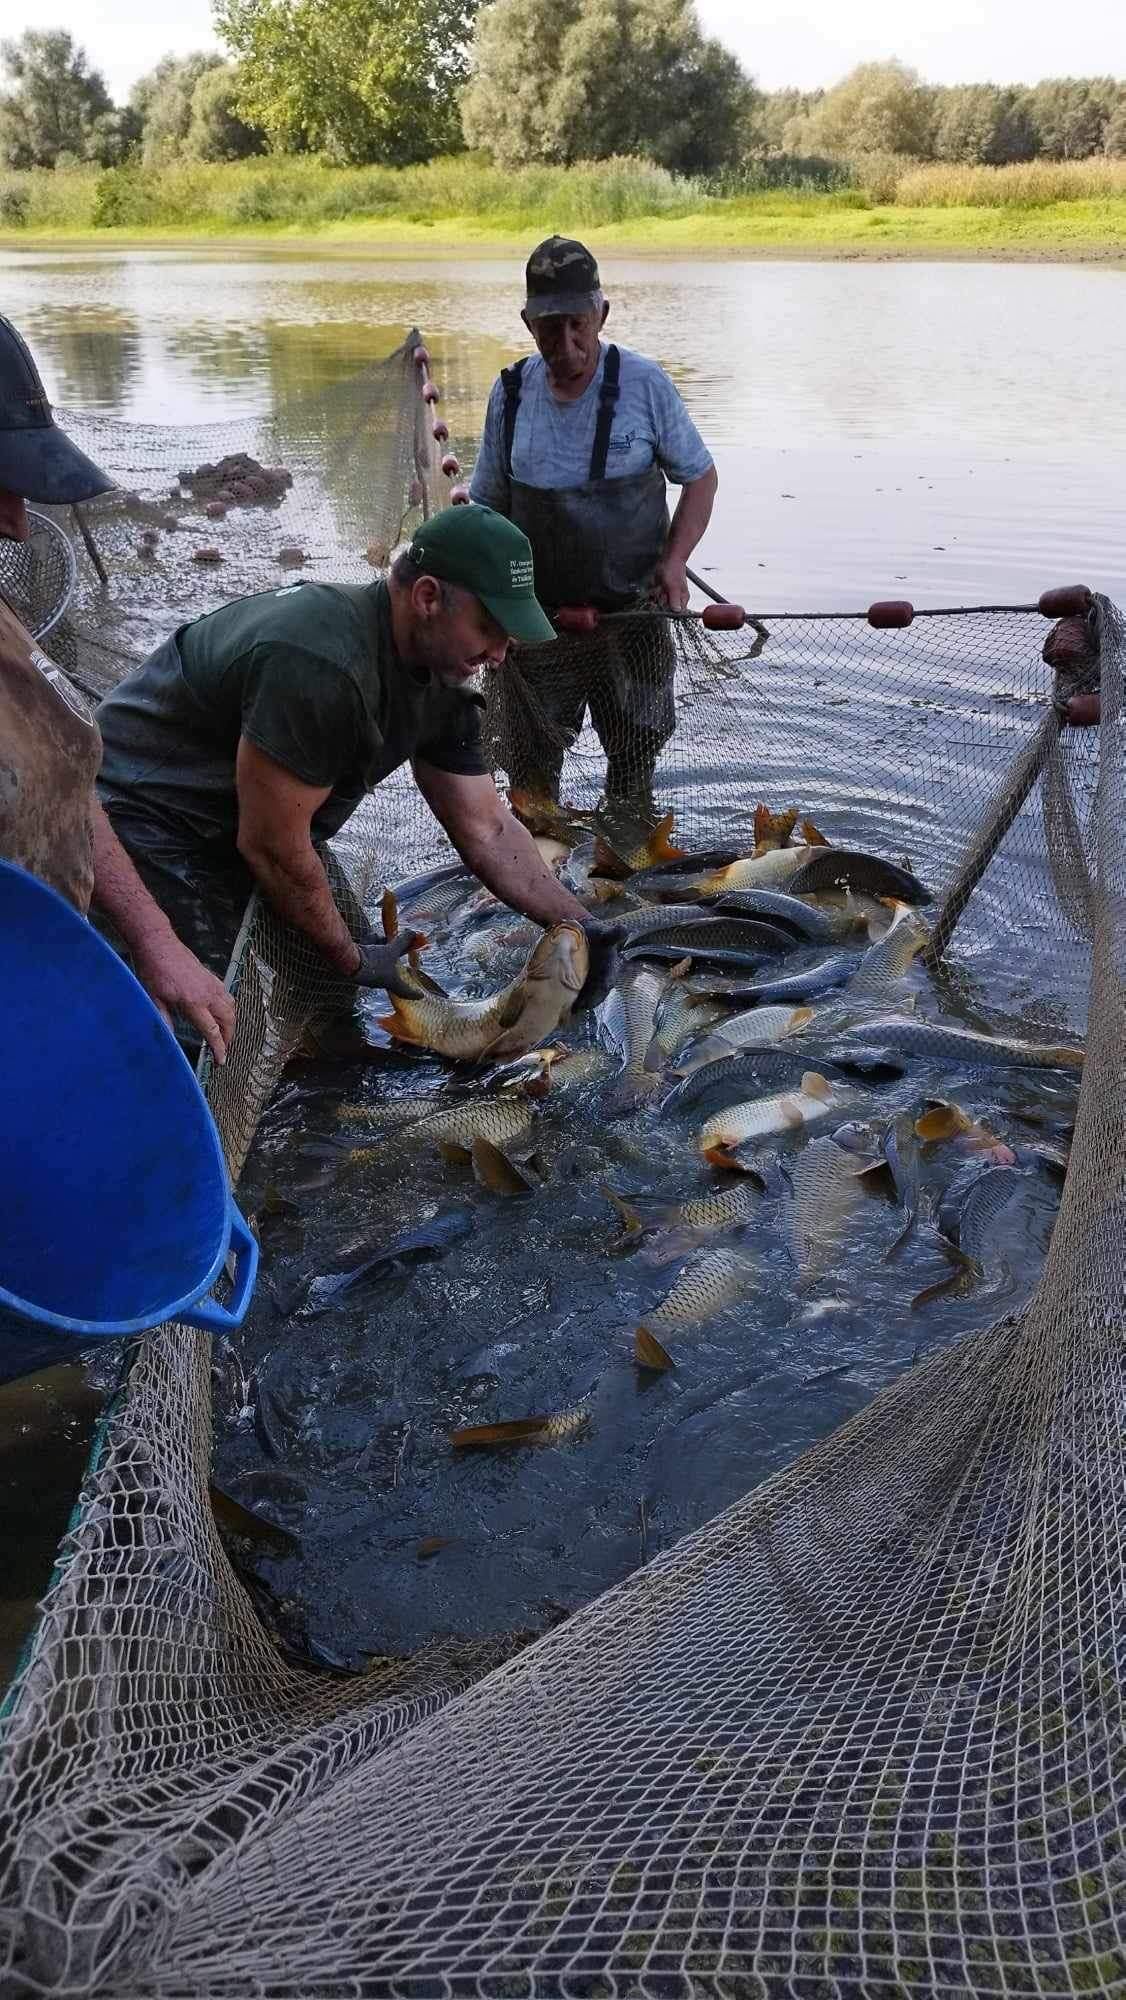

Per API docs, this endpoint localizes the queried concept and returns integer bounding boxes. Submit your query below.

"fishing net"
[0,330,1122,1997]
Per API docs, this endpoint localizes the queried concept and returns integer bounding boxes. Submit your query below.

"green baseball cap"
[407,503,555,645]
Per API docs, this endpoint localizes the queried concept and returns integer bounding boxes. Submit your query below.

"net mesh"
[1,333,1123,1998]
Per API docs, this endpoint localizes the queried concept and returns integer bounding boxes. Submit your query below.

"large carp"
[380,924,589,1061]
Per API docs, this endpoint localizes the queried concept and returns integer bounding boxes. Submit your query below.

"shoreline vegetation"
[2,155,1125,260]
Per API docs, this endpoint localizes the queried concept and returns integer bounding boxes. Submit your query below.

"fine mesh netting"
[0,333,1123,1998]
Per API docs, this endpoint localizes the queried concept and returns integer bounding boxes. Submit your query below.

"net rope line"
[0,335,1120,1995]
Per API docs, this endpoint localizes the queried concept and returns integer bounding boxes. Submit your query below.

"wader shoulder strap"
[501,358,528,478]
[589,345,621,482]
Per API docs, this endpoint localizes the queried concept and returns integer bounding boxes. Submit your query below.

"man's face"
[410,580,511,686]
[522,304,608,390]
[0,487,29,541]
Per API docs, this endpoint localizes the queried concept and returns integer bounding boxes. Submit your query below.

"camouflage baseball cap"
[524,236,602,321]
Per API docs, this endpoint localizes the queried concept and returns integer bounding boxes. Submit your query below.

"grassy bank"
[2,153,1125,258]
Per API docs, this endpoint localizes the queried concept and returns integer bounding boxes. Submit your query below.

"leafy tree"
[749,87,822,157]
[1105,92,1126,158]
[131,52,224,165]
[0,30,112,168]
[462,0,754,175]
[785,59,934,159]
[184,63,266,160]
[1019,76,1120,159]
[930,83,1036,165]
[86,105,143,166]
[214,0,476,165]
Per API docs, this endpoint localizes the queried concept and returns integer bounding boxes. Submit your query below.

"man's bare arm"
[91,804,236,1064]
[235,738,361,973]
[413,763,590,928]
[655,465,719,611]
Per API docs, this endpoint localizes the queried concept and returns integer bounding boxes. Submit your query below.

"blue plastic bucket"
[0,860,258,1380]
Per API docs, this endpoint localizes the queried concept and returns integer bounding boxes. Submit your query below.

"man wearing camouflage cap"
[470,236,718,805]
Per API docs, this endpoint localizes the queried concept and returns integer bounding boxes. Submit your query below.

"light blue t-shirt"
[469,343,713,506]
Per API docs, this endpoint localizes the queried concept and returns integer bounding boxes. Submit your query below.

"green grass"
[1,153,1125,259]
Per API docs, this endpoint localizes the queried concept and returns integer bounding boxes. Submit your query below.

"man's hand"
[576,916,626,1011]
[653,555,690,613]
[351,932,425,997]
[1065,692,1101,728]
[131,931,236,1067]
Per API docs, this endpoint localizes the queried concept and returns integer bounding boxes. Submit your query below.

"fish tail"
[599,1183,646,1250]
[635,1326,674,1371]
[378,998,423,1044]
[647,811,683,864]
[800,818,830,846]
[701,1140,739,1168]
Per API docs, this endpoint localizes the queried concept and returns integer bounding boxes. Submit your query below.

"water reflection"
[4,250,1123,604]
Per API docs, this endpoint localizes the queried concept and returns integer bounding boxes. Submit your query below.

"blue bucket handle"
[180,1202,259,1336]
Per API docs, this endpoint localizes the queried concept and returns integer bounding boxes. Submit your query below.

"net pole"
[921,705,1060,969]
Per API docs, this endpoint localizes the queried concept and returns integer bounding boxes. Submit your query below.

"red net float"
[412,345,431,369]
[867,599,915,629]
[1038,584,1092,618]
[441,454,461,478]
[555,605,601,634]
[432,420,450,443]
[422,383,440,404]
[449,483,471,505]
[700,602,746,630]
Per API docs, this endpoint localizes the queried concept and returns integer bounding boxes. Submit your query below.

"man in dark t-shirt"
[98,504,610,1002]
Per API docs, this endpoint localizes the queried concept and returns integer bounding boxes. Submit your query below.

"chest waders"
[497,345,676,806]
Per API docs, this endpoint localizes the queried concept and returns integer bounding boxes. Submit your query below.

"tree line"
[2,8,1124,179]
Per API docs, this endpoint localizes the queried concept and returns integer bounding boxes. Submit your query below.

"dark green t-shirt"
[96,579,487,846]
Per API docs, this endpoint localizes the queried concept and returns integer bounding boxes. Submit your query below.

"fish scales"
[698,1071,844,1160]
[381,923,588,1060]
[838,1017,1084,1071]
[641,1247,749,1333]
[786,849,932,904]
[713,890,837,942]
[601,964,668,1107]
[626,917,794,957]
[787,1137,872,1280]
[413,1096,535,1154]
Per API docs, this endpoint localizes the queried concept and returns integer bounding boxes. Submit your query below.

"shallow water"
[0,247,1115,1675]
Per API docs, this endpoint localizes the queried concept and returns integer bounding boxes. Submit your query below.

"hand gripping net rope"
[0,334,1122,1998]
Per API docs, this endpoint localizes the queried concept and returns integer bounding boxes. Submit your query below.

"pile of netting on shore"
[0,332,1124,1998]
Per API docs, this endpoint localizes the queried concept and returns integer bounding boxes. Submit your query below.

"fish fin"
[910,1255,978,1311]
[471,1136,533,1194]
[702,1141,739,1168]
[409,964,448,997]
[642,1035,668,1075]
[600,1182,646,1251]
[438,1141,472,1165]
[450,1417,552,1448]
[380,886,398,938]
[635,1326,674,1372]
[667,956,693,981]
[800,818,830,846]
[647,811,683,864]
[753,803,771,848]
[885,1213,918,1261]
[416,1536,454,1559]
[856,1158,897,1196]
[378,1004,422,1045]
[496,987,526,1032]
[591,878,626,903]
[801,1070,833,1101]
[791,1007,815,1031]
[522,1069,552,1100]
[609,1071,663,1114]
[915,1104,970,1142]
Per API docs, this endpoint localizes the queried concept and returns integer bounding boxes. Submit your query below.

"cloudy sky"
[4,0,1124,105]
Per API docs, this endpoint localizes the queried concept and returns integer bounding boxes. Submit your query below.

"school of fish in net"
[213,794,1079,1669]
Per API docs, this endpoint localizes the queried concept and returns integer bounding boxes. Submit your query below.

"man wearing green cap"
[96,504,608,1015]
[471,235,718,805]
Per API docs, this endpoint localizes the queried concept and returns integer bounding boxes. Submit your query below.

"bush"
[894,156,1126,206]
[0,181,29,225]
